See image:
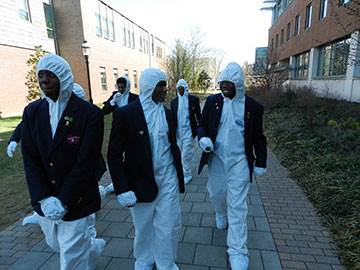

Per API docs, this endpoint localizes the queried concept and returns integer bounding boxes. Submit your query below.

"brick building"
[0,0,167,117]
[0,0,56,117]
[268,0,360,102]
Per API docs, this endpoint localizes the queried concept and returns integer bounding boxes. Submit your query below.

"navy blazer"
[198,94,267,181]
[21,94,104,221]
[102,91,138,115]
[170,94,202,138]
[9,122,22,143]
[107,99,185,202]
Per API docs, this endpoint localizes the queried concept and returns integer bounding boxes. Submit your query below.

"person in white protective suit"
[170,79,201,184]
[7,83,86,158]
[20,53,105,270]
[107,68,185,270]
[197,62,267,270]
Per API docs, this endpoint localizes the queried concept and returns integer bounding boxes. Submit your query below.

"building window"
[113,68,118,88]
[100,67,107,91]
[123,18,127,46]
[280,29,284,45]
[95,1,101,36]
[319,0,328,19]
[43,3,55,39]
[294,14,300,36]
[271,38,274,50]
[108,9,115,41]
[294,51,310,79]
[100,3,109,39]
[275,34,279,48]
[151,35,154,56]
[286,22,291,41]
[124,69,129,77]
[317,37,351,77]
[133,70,138,89]
[305,3,312,29]
[19,0,31,21]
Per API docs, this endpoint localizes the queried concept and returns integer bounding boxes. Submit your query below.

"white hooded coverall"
[207,62,250,264]
[130,68,181,270]
[36,54,104,270]
[110,75,131,107]
[176,79,195,183]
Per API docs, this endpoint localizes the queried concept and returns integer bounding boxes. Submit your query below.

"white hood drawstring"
[37,54,74,138]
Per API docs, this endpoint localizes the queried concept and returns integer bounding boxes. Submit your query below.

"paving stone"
[306,262,333,270]
[96,256,112,270]
[105,258,134,270]
[102,209,130,222]
[39,253,59,270]
[201,214,215,227]
[179,264,208,270]
[177,243,195,264]
[261,250,282,270]
[212,229,227,246]
[248,205,266,217]
[183,227,213,244]
[95,221,111,235]
[249,249,264,270]
[248,231,276,251]
[102,222,133,238]
[254,217,271,232]
[8,251,52,270]
[192,202,214,214]
[102,238,133,258]
[194,245,228,268]
[182,213,202,226]
[181,202,193,213]
[184,192,206,202]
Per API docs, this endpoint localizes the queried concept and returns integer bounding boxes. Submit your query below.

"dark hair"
[116,77,127,85]
[156,80,167,87]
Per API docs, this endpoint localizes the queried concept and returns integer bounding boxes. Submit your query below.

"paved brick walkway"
[0,148,343,269]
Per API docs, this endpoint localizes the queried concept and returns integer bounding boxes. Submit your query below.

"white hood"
[218,62,245,100]
[73,83,86,100]
[176,79,189,99]
[111,75,131,107]
[37,54,74,137]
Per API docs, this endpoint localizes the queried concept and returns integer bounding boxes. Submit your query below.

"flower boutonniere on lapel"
[64,116,75,127]
[215,102,219,110]
[246,111,251,119]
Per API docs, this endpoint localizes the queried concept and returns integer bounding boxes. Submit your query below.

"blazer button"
[51,180,55,184]
[49,162,54,167]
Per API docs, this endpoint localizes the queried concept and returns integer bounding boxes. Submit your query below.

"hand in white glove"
[40,197,67,221]
[199,137,214,153]
[254,167,267,176]
[117,191,137,208]
[7,141,17,158]
[110,93,122,106]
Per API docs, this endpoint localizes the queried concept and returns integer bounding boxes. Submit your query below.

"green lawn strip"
[261,97,360,270]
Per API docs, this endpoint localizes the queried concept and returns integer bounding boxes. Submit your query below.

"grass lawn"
[249,87,360,270]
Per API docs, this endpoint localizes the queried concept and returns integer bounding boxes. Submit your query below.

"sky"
[107,0,272,66]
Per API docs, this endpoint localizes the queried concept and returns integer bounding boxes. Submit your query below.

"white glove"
[199,137,214,153]
[254,167,267,176]
[40,197,67,221]
[117,191,137,208]
[110,93,122,106]
[7,141,17,158]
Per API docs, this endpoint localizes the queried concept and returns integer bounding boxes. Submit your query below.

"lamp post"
[81,40,93,103]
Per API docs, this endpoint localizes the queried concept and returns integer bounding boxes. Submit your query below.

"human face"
[220,81,236,99]
[117,82,126,94]
[177,86,185,96]
[38,70,60,101]
[152,81,167,103]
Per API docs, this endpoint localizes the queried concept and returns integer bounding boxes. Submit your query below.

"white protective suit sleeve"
[7,141,17,158]
[110,75,131,107]
[254,167,267,176]
[117,191,137,208]
[37,54,74,138]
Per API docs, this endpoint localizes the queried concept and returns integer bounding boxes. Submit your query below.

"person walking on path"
[197,62,267,270]
[102,75,138,115]
[21,54,105,270]
[108,68,184,270]
[170,79,201,184]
